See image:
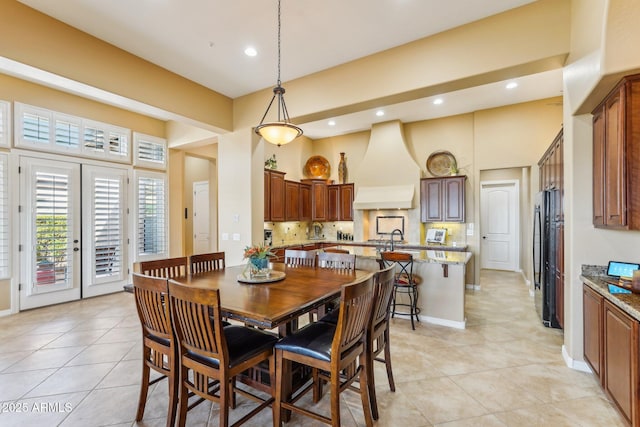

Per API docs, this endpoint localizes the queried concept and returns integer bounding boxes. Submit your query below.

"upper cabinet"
[592,74,640,229]
[303,179,329,222]
[328,183,354,221]
[264,169,286,222]
[420,176,466,223]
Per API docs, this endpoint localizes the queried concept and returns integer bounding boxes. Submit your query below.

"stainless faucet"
[390,228,403,251]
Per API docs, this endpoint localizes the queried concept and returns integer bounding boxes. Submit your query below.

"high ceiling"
[15,0,562,139]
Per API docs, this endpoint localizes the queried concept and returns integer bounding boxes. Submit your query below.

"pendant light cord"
[277,0,282,87]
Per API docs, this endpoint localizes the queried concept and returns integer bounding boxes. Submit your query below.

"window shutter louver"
[137,174,167,257]
[0,154,8,278]
[23,111,50,145]
[94,177,122,278]
[134,133,167,170]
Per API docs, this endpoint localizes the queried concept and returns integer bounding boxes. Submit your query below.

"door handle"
[482,236,487,239]
[73,247,79,252]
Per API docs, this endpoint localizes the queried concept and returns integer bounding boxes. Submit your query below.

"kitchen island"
[327,245,472,329]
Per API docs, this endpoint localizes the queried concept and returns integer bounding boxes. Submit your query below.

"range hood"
[353,185,414,210]
[352,120,421,210]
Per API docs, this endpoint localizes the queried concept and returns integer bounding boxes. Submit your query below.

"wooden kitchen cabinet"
[327,183,354,221]
[264,170,286,222]
[583,284,603,383]
[592,73,640,229]
[300,182,311,222]
[302,179,328,221]
[285,180,300,221]
[603,299,639,426]
[420,176,466,223]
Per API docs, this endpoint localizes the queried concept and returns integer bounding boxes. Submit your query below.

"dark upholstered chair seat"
[187,325,277,368]
[275,322,336,362]
[318,309,339,325]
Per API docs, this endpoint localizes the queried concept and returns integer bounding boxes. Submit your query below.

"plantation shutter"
[55,117,80,149]
[137,173,167,257]
[0,100,9,147]
[94,176,123,278]
[34,170,73,286]
[0,154,8,278]
[23,110,50,145]
[134,133,167,170]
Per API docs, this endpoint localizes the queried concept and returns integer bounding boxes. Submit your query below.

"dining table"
[169,262,371,336]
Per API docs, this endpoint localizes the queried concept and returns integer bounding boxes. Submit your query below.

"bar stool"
[380,251,421,330]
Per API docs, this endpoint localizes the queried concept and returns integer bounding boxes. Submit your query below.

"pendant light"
[255,0,303,146]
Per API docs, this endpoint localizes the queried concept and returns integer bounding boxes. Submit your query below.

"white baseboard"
[0,308,13,318]
[421,314,466,329]
[529,289,534,297]
[465,284,481,290]
[562,345,593,373]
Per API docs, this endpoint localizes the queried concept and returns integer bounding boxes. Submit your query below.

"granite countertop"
[582,274,640,322]
[327,245,472,265]
[270,239,468,252]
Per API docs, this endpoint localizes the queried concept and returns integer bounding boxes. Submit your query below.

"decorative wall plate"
[304,155,331,179]
[426,151,458,176]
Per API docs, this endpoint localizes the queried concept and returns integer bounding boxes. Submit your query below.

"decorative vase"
[338,152,347,184]
[249,257,270,278]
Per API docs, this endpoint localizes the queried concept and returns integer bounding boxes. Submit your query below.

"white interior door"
[82,165,129,297]
[480,180,519,271]
[20,157,81,309]
[193,181,211,254]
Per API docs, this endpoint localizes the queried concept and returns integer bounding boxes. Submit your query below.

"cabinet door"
[327,185,340,221]
[593,108,605,226]
[310,180,328,221]
[300,183,311,222]
[285,181,300,221]
[443,176,465,222]
[583,285,603,382]
[420,179,443,222]
[604,89,627,227]
[269,171,286,222]
[264,170,271,221]
[603,299,638,425]
[339,184,354,221]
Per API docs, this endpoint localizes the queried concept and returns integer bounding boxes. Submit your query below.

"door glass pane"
[94,177,122,278]
[35,171,72,287]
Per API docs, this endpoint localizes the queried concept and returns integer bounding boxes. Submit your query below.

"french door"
[19,156,129,309]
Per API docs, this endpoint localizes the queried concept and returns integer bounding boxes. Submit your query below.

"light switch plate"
[232,233,240,241]
[222,233,229,241]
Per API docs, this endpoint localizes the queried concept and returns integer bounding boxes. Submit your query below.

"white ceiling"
[14,0,563,139]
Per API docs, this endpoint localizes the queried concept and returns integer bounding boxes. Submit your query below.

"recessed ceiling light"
[375,110,385,117]
[244,47,257,57]
[328,120,336,126]
[506,81,518,89]
[433,98,443,105]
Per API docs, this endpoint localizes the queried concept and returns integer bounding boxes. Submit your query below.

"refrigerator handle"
[533,206,542,290]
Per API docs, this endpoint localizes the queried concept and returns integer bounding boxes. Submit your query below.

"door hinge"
[18,283,22,291]
[127,238,130,244]
[18,244,22,252]
[18,205,22,213]
[127,268,130,274]
[18,166,21,174]
[127,208,129,214]
[127,177,130,184]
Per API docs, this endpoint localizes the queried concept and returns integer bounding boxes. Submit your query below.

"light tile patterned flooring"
[0,270,626,426]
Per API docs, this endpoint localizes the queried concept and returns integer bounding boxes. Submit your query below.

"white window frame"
[0,100,10,148]
[134,169,168,262]
[14,102,131,163]
[0,153,9,279]
[133,132,167,170]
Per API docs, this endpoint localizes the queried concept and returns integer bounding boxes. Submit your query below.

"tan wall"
[0,279,9,311]
[0,0,232,132]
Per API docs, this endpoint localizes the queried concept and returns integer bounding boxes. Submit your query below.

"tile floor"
[0,270,626,426]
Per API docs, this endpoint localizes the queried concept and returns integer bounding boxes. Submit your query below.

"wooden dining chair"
[318,264,397,419]
[139,256,188,278]
[366,263,397,419]
[167,280,278,427]
[317,251,356,273]
[189,251,225,274]
[132,273,178,427]
[381,251,421,330]
[284,249,317,267]
[273,272,375,427]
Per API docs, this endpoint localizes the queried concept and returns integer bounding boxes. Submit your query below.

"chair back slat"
[334,273,375,355]
[168,280,227,363]
[372,264,396,328]
[190,252,225,274]
[140,257,188,278]
[284,249,317,267]
[133,273,171,340]
[317,252,356,273]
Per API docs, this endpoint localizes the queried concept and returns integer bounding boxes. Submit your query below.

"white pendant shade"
[256,122,303,146]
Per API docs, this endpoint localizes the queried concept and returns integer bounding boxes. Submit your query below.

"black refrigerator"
[533,190,561,328]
